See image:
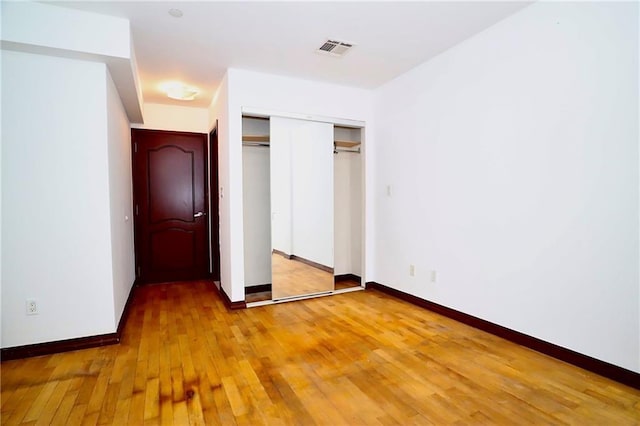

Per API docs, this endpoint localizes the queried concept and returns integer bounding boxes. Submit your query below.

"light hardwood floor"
[1,281,639,425]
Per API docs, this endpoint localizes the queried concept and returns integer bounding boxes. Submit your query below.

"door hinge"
[134,142,138,153]
[135,204,139,215]
[137,266,141,277]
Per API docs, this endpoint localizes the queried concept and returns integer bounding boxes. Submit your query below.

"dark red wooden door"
[132,129,209,283]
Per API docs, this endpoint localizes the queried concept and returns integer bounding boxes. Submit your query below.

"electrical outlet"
[26,299,38,315]
[430,270,437,283]
[386,185,392,197]
[409,264,415,277]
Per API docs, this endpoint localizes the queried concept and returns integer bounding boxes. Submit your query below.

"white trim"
[245,286,365,308]
[241,106,365,128]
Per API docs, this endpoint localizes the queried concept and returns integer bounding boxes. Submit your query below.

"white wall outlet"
[386,185,392,197]
[409,264,415,277]
[430,270,437,283]
[26,299,38,315]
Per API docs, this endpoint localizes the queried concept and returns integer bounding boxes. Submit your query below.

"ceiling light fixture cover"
[317,39,354,57]
[161,82,198,101]
[168,8,183,18]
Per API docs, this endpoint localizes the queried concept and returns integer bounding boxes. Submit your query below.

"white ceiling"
[51,1,531,108]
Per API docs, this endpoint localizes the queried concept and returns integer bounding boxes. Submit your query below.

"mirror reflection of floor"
[335,280,361,291]
[245,254,361,303]
[272,253,334,299]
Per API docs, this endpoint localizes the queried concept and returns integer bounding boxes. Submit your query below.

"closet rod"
[242,142,270,148]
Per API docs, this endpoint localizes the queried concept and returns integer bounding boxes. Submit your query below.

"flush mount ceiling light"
[160,82,199,101]
[168,8,183,18]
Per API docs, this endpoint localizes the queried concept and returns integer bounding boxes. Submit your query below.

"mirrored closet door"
[270,117,335,299]
[242,113,363,305]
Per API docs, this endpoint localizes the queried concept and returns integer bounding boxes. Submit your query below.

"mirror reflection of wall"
[270,117,334,300]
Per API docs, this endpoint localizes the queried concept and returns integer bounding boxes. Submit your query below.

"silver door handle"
[194,212,206,218]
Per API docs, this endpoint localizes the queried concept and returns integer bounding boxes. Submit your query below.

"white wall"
[134,103,209,133]
[242,117,271,287]
[215,68,374,301]
[209,74,230,290]
[373,2,639,372]
[334,152,363,276]
[0,49,3,339]
[1,1,143,123]
[242,146,271,286]
[334,154,352,275]
[350,153,362,277]
[335,127,363,277]
[1,1,130,60]
[1,51,117,346]
[106,70,135,323]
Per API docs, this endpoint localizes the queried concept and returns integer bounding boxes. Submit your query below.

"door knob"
[194,211,206,218]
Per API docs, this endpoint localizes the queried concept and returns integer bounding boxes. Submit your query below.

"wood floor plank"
[85,373,111,418]
[143,377,160,421]
[2,384,44,426]
[220,376,246,417]
[185,388,207,426]
[49,389,79,426]
[1,386,27,415]
[79,408,99,426]
[111,397,131,426]
[2,281,639,425]
[66,403,88,425]
[34,379,73,426]
[22,382,58,423]
[127,390,145,425]
[171,400,190,425]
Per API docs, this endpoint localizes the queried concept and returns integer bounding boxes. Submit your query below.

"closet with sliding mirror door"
[242,116,272,302]
[242,111,364,306]
[334,126,362,290]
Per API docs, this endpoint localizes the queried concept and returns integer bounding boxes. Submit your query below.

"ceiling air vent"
[317,39,354,57]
